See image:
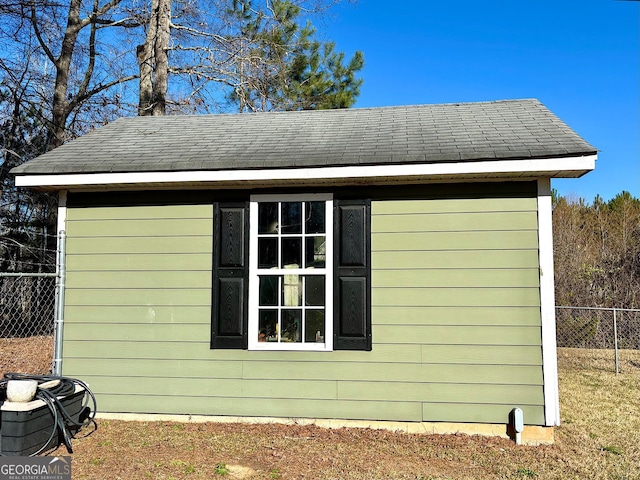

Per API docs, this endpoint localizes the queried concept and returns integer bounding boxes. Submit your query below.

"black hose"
[0,374,97,456]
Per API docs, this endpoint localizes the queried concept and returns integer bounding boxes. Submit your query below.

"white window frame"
[248,193,334,351]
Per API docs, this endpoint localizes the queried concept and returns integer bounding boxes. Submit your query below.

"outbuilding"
[12,99,596,444]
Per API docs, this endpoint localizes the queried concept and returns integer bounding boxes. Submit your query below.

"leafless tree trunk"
[33,0,135,146]
[137,0,171,116]
[48,0,85,147]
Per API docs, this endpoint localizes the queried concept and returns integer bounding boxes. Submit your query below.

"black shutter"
[211,201,249,349]
[334,199,372,350]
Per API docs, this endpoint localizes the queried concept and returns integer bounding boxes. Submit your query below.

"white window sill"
[248,343,333,352]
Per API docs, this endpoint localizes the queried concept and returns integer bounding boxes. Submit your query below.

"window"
[249,195,333,351]
[210,194,371,352]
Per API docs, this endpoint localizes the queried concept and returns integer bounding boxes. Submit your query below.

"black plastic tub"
[0,386,85,456]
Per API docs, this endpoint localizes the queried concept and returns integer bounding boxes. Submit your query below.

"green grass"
[515,467,537,478]
[601,445,623,456]
[268,468,282,479]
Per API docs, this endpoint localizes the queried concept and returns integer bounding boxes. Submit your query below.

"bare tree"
[1,0,142,271]
[2,0,360,132]
[553,191,640,309]
[133,0,362,115]
[1,0,141,147]
[1,71,55,272]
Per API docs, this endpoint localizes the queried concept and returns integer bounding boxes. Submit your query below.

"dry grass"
[554,348,640,480]
[2,342,638,479]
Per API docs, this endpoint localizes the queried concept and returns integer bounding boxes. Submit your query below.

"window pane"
[258,310,278,342]
[305,236,326,268]
[281,237,302,268]
[305,276,325,306]
[259,276,279,306]
[258,238,278,268]
[281,202,302,234]
[305,201,325,233]
[305,310,325,343]
[282,309,302,343]
[258,202,278,234]
[251,196,332,350]
[283,273,301,306]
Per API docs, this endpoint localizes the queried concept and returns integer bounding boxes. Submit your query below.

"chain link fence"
[0,273,56,376]
[556,306,640,373]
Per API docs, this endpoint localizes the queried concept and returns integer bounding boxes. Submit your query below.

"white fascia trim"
[537,178,560,427]
[14,154,596,189]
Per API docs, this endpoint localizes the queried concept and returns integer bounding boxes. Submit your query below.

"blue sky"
[321,0,639,202]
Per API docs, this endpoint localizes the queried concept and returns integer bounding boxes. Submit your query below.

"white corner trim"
[57,190,67,236]
[14,155,597,189]
[537,178,560,426]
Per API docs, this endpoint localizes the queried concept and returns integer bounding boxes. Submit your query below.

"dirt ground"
[66,421,556,480]
[0,336,53,377]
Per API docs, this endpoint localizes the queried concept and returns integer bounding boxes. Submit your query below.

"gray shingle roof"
[11,99,596,176]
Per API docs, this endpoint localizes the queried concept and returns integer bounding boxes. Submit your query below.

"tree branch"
[95,17,141,28]
[28,2,56,65]
[78,0,123,29]
[68,74,139,111]
[75,0,100,103]
[169,21,229,45]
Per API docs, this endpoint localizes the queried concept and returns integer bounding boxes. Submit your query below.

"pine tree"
[228,0,364,112]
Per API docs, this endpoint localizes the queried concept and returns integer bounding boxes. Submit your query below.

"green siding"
[372,269,540,288]
[63,358,244,379]
[420,345,543,365]
[64,323,210,342]
[65,289,210,306]
[372,197,537,214]
[65,253,211,271]
[65,204,208,220]
[372,325,542,346]
[66,236,213,254]
[369,194,543,424]
[87,376,340,400]
[241,362,543,385]
[372,211,537,232]
[372,250,540,269]
[62,186,546,427]
[338,381,543,405]
[64,306,211,324]
[64,340,422,363]
[66,271,212,289]
[373,230,539,251]
[372,306,541,326]
[422,404,545,425]
[66,218,213,237]
[373,287,541,307]
[93,395,423,422]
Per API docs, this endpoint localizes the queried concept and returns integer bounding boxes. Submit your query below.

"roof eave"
[14,154,597,192]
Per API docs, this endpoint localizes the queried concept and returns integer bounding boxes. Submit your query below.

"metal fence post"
[613,308,619,375]
[53,230,67,376]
